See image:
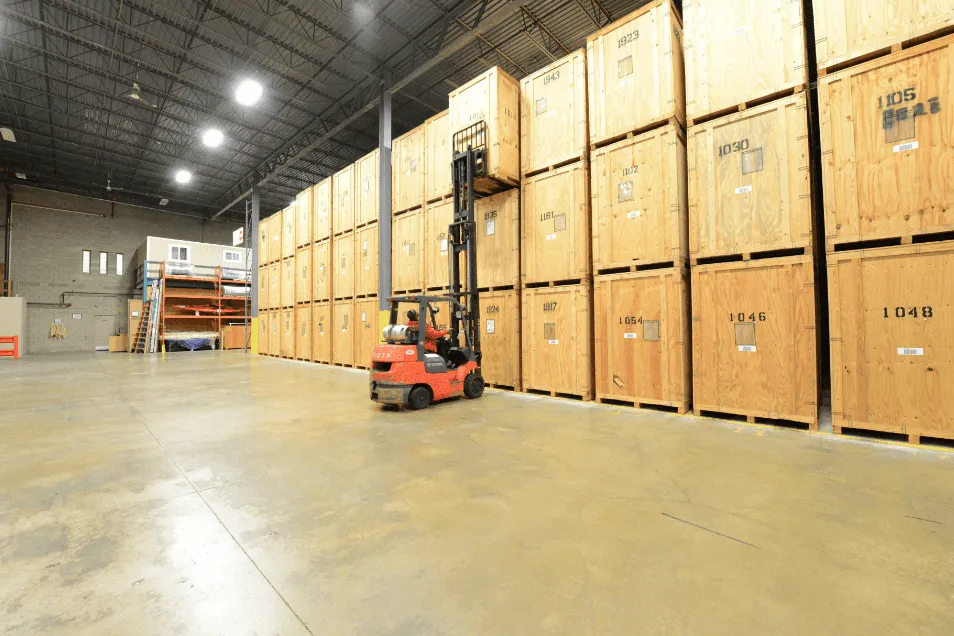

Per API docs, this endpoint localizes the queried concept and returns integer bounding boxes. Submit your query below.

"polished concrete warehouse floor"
[1,352,953,635]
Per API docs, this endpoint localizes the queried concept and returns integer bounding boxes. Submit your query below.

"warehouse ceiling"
[0,0,658,221]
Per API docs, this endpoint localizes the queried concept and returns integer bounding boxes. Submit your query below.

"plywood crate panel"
[312,301,332,363]
[268,214,282,264]
[296,245,312,304]
[819,35,954,250]
[356,223,378,297]
[269,310,280,355]
[356,149,379,227]
[258,219,269,266]
[828,243,954,441]
[313,239,332,302]
[692,255,818,426]
[521,49,588,176]
[296,304,312,361]
[393,125,425,214]
[587,0,686,147]
[594,269,690,411]
[424,197,455,290]
[128,299,143,351]
[684,0,807,123]
[354,297,379,369]
[480,290,521,389]
[257,267,268,312]
[522,284,593,398]
[333,232,355,299]
[258,311,270,356]
[280,307,295,358]
[688,92,812,261]
[591,123,688,272]
[267,262,280,310]
[332,299,354,366]
[281,206,296,260]
[314,177,333,241]
[814,0,954,72]
[476,189,520,290]
[425,110,452,202]
[522,161,591,285]
[296,186,313,247]
[449,66,521,193]
[281,257,295,308]
[333,164,355,235]
[392,209,425,292]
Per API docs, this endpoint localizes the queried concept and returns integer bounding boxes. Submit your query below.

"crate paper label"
[486,219,495,235]
[735,185,753,195]
[361,312,367,322]
[548,339,559,345]
[486,319,495,334]
[738,345,757,353]
[897,347,924,356]
[440,238,448,254]
[545,233,557,241]
[623,333,637,339]
[893,141,919,153]
[363,179,370,192]
[626,210,642,220]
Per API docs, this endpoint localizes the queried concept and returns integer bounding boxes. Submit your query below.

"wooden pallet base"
[590,117,682,152]
[695,407,818,432]
[819,26,954,78]
[333,362,355,368]
[486,383,520,392]
[525,278,590,289]
[477,285,519,293]
[354,364,370,370]
[474,175,519,197]
[524,387,592,402]
[393,204,423,217]
[332,228,354,237]
[687,85,806,127]
[314,359,332,365]
[828,229,954,254]
[392,289,423,296]
[522,155,587,180]
[833,423,954,448]
[596,260,683,276]
[425,194,453,206]
[691,246,810,267]
[596,395,690,415]
[355,220,377,231]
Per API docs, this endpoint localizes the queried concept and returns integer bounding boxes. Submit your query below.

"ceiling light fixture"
[0,127,16,142]
[174,169,192,184]
[201,128,224,148]
[159,198,169,206]
[16,172,27,179]
[353,1,373,22]
[234,79,264,106]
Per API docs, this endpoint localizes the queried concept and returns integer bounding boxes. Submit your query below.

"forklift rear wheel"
[464,373,485,399]
[408,386,432,410]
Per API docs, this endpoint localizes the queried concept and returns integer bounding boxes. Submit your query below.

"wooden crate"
[295,304,312,361]
[258,311,270,356]
[475,189,520,290]
[314,177,333,242]
[221,325,249,350]
[332,299,354,366]
[333,233,355,299]
[522,161,591,285]
[355,223,378,297]
[296,245,312,304]
[269,310,280,355]
[257,217,269,265]
[356,149,379,227]
[828,243,954,443]
[333,164,355,235]
[449,66,521,194]
[521,49,588,177]
[267,262,280,310]
[257,267,268,312]
[296,186,313,247]
[819,35,954,251]
[354,297,379,369]
[684,0,807,124]
[424,197,455,291]
[691,254,818,426]
[814,0,954,72]
[688,92,812,262]
[586,0,686,148]
[312,301,332,363]
[281,257,295,308]
[591,122,688,273]
[479,289,521,390]
[522,284,593,398]
[392,208,424,292]
[425,110,451,203]
[281,205,296,260]
[267,213,282,264]
[393,124,425,214]
[280,307,295,358]
[313,239,332,302]
[594,268,690,412]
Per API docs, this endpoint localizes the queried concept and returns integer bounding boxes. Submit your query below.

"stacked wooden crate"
[353,149,379,369]
[295,184,313,362]
[815,2,954,444]
[313,177,333,363]
[332,162,356,367]
[586,0,689,411]
[393,123,427,294]
[684,0,818,429]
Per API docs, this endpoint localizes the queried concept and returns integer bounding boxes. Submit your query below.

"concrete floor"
[1,352,953,635]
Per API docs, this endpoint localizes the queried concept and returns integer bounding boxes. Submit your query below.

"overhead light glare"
[0,128,16,142]
[174,169,192,184]
[202,128,224,148]
[234,79,264,106]
[353,2,373,22]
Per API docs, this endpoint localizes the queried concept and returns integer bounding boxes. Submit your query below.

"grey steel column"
[378,72,392,312]
[250,186,260,318]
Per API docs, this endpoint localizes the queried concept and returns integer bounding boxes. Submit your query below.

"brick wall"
[5,185,238,353]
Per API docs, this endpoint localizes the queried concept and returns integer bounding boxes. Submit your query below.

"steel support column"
[250,187,260,318]
[378,73,393,312]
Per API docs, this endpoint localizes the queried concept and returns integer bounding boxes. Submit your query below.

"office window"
[116,253,124,276]
[169,245,190,262]
[82,250,91,274]
[223,249,241,264]
[99,252,108,275]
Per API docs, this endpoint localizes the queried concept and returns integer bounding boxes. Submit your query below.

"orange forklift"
[369,123,487,409]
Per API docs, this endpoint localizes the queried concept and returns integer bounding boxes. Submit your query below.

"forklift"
[369,122,487,409]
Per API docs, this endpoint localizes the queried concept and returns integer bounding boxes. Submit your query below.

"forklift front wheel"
[408,386,432,410]
[464,373,485,399]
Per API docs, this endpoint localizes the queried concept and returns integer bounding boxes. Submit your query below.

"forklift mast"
[448,121,487,364]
